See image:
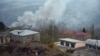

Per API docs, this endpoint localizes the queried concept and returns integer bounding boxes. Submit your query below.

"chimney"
[18,32,20,34]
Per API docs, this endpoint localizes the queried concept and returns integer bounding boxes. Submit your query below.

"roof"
[60,30,90,36]
[10,29,39,36]
[86,39,100,47]
[59,38,84,43]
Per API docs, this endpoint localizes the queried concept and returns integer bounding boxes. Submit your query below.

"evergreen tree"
[82,27,86,33]
[0,22,6,31]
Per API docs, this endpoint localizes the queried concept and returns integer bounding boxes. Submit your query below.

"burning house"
[10,29,40,44]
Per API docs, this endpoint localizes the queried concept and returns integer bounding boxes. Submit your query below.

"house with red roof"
[59,30,91,41]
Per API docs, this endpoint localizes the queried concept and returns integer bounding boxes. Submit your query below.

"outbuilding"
[86,39,100,51]
[55,38,85,50]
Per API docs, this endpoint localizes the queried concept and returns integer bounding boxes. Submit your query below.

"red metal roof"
[60,30,90,36]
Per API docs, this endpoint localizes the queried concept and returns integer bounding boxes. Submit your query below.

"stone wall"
[10,33,40,45]
[0,31,40,46]
[0,32,11,45]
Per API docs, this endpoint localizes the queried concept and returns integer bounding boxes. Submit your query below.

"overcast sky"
[0,0,100,30]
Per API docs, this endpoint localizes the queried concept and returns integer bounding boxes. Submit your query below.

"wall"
[10,33,40,44]
[0,37,11,45]
[75,42,85,48]
[33,33,40,41]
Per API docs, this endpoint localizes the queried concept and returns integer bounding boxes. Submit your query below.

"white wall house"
[10,30,40,44]
[86,39,100,51]
[55,38,85,50]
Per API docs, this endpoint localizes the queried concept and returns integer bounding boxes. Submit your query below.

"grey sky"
[0,0,100,30]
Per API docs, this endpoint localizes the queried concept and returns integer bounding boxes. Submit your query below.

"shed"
[58,38,85,49]
[86,39,100,50]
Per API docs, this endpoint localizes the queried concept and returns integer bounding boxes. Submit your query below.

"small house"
[10,29,40,44]
[56,38,85,50]
[86,39,100,51]
[59,30,91,41]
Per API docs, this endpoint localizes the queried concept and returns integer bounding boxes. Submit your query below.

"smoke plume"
[11,0,70,28]
[11,0,99,30]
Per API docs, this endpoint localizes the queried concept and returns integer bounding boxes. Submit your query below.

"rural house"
[10,29,40,44]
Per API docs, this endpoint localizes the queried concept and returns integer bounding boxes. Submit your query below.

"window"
[88,44,92,48]
[86,44,100,50]
[65,41,69,46]
[71,43,75,48]
[97,47,100,50]
[93,46,96,49]
[60,40,64,45]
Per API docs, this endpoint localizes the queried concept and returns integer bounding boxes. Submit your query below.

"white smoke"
[11,0,70,28]
[11,0,99,30]
[63,0,99,29]
[11,11,35,27]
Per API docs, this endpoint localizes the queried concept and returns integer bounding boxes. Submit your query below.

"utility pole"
[95,36,98,56]
[90,24,95,39]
